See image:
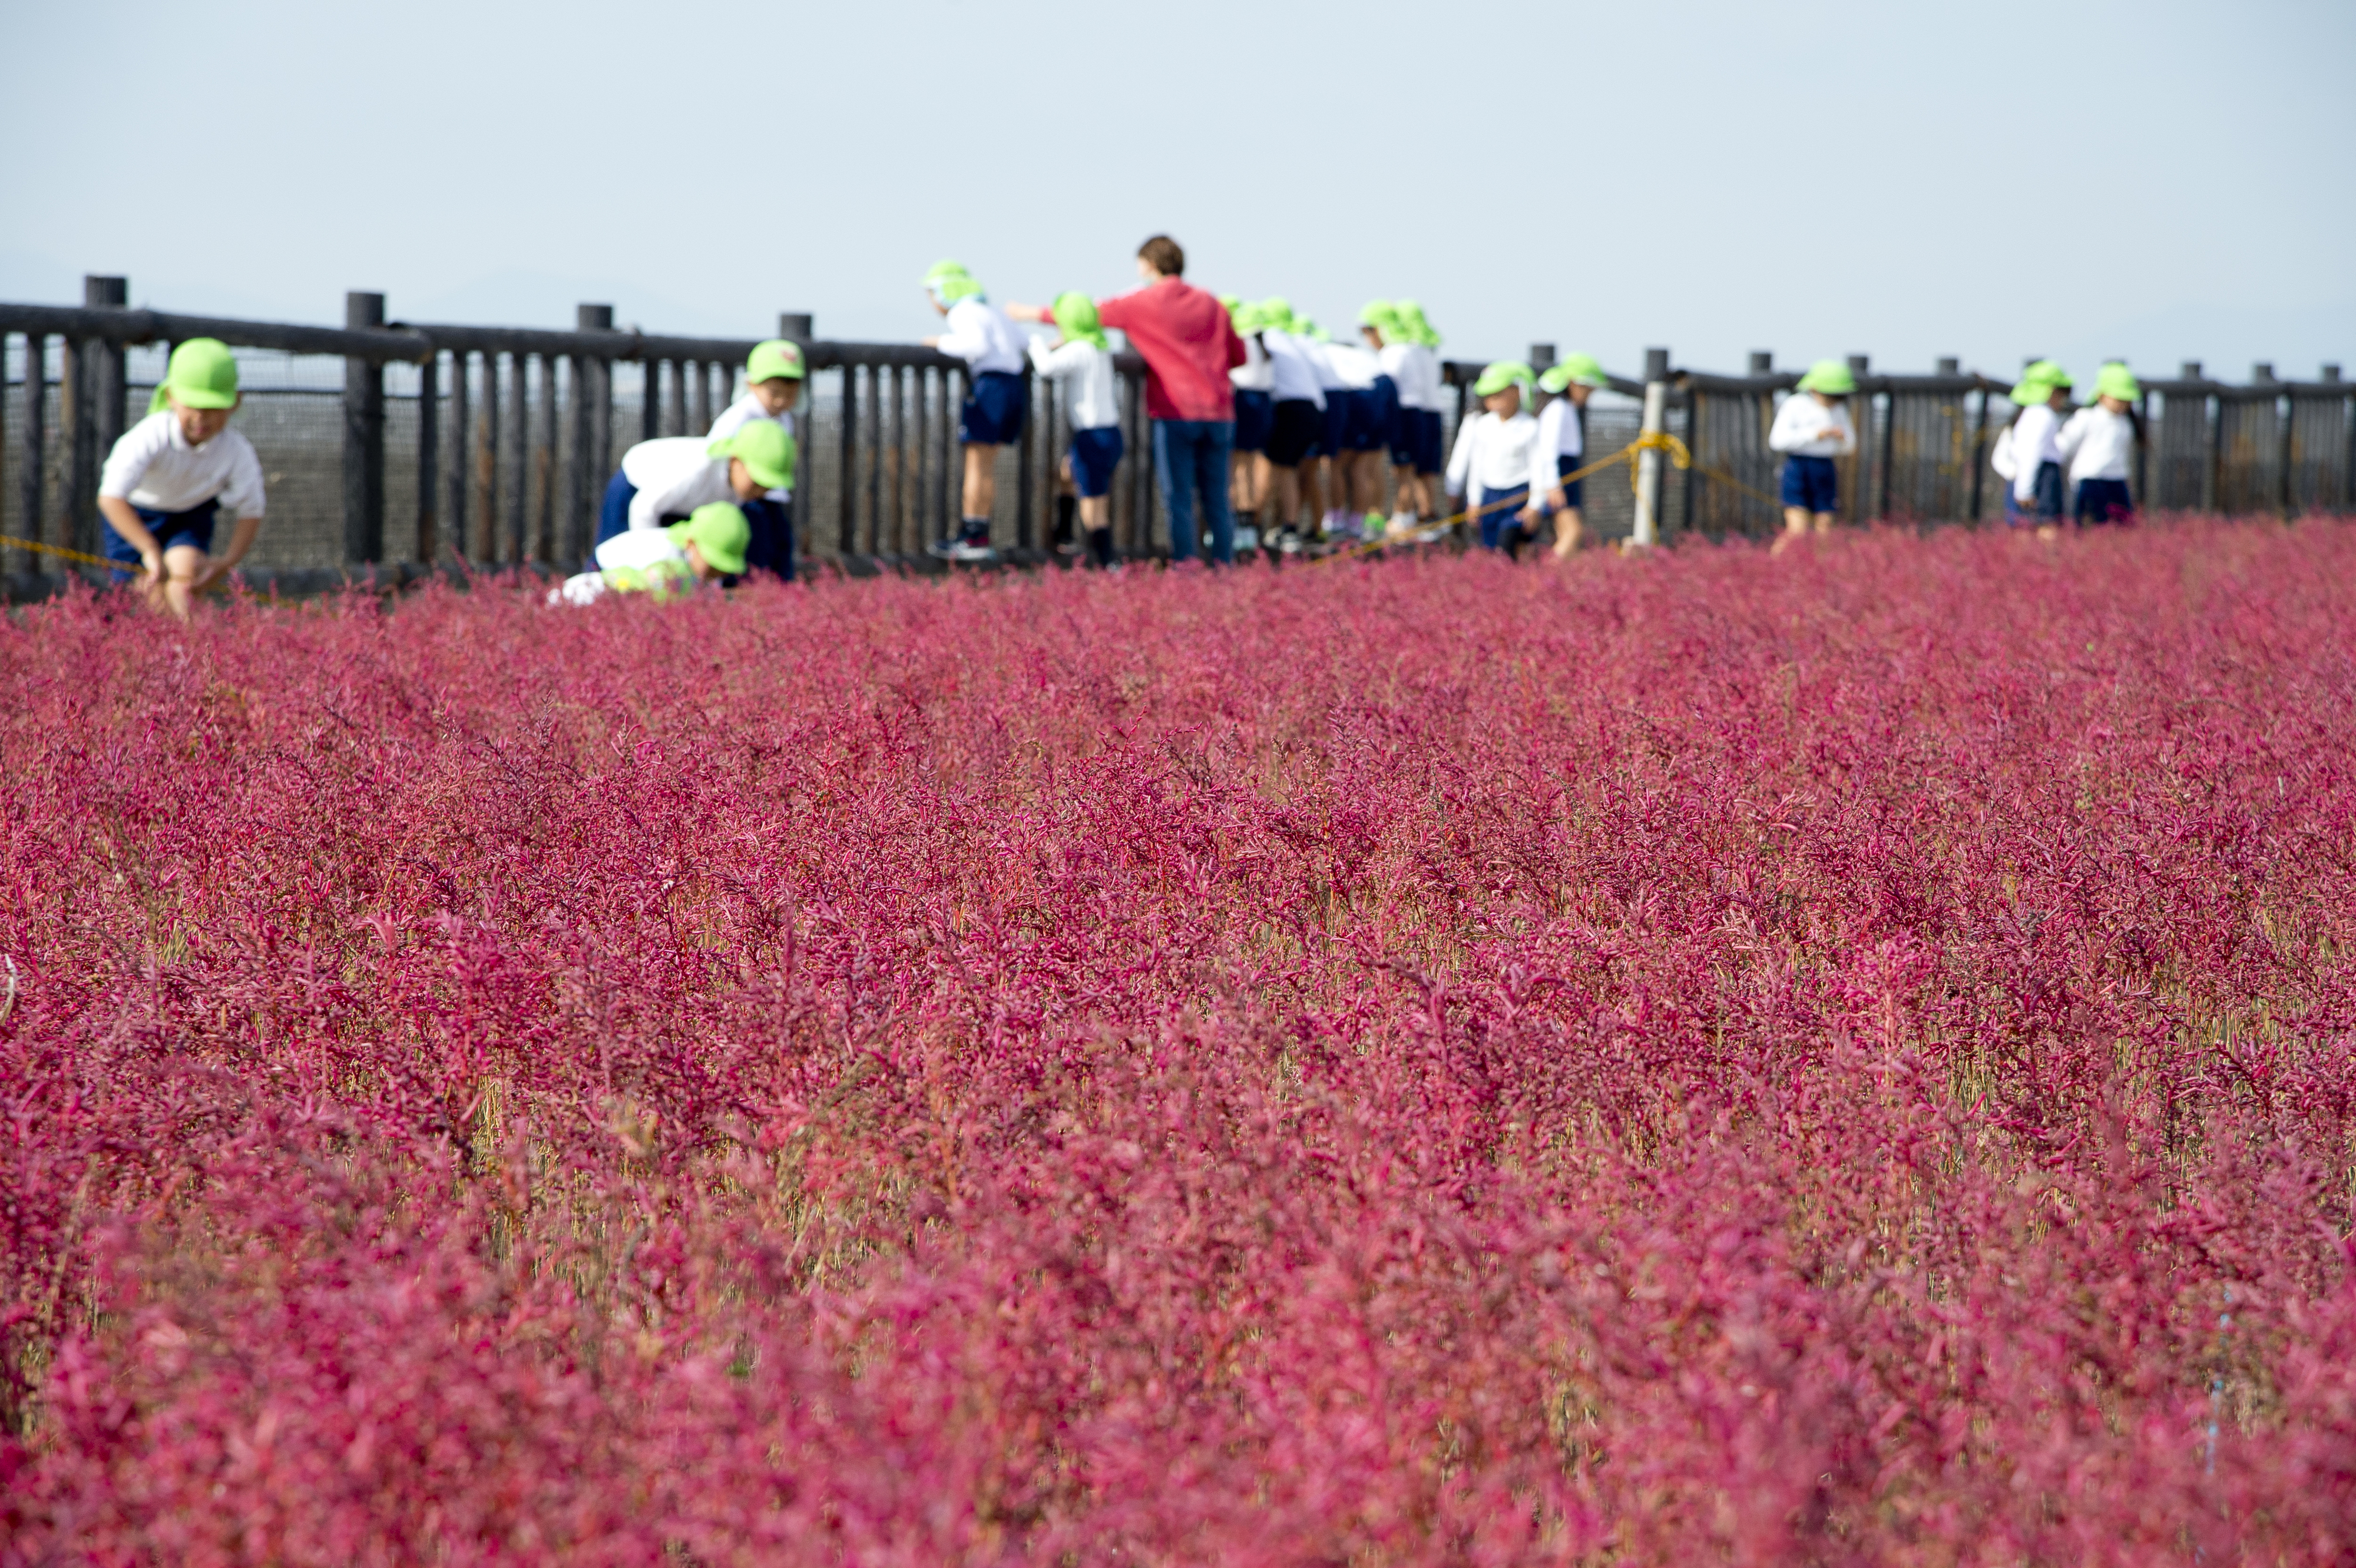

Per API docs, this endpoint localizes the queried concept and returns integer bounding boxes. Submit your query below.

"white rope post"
[1630,346,1669,549]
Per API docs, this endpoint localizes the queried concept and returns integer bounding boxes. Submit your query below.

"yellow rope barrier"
[1311,424,1798,563]
[1,534,119,571]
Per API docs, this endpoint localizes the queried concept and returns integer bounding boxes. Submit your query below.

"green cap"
[1394,299,1439,348]
[746,339,805,383]
[1219,293,1241,313]
[708,419,795,491]
[1473,360,1535,398]
[1229,301,1265,335]
[147,338,240,415]
[667,501,749,577]
[1357,299,1393,326]
[1299,318,1329,343]
[1052,290,1108,352]
[2095,362,2140,402]
[2010,359,2073,406]
[1258,297,1296,333]
[1539,353,1609,393]
[922,260,982,304]
[1796,359,1858,396]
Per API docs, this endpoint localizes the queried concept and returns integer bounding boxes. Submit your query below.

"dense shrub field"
[4,523,2354,1565]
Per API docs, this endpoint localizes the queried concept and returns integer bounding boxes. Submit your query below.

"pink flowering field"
[4,522,2354,1566]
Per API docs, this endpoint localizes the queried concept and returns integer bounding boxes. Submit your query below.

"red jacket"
[1094,278,1246,422]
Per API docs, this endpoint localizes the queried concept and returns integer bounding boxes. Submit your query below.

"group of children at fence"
[95,303,2152,616]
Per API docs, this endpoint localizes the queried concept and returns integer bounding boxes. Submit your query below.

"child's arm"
[191,515,262,593]
[1002,303,1050,323]
[1444,416,1477,500]
[97,421,168,579]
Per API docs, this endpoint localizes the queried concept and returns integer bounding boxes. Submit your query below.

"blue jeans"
[1151,418,1235,564]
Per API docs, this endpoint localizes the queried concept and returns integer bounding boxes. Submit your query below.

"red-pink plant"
[4,520,2354,1565]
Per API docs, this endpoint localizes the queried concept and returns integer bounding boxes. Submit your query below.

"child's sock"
[961,516,991,542]
[1086,527,1114,567]
[1054,495,1077,547]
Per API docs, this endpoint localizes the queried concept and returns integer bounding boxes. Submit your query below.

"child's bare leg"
[1812,510,1835,534]
[1079,494,1110,533]
[1552,507,1584,558]
[160,543,206,621]
[962,444,998,520]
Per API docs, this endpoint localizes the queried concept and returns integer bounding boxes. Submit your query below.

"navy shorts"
[1269,398,1322,468]
[1475,485,1531,551]
[1353,377,1398,452]
[2006,460,2065,526]
[104,498,219,580]
[740,495,795,581]
[1319,393,1349,461]
[1388,402,1419,467]
[1232,389,1273,453]
[1070,425,1124,498]
[2074,477,2133,525]
[960,369,1028,446]
[1415,409,1444,475]
[1781,454,1839,514]
[1543,452,1586,510]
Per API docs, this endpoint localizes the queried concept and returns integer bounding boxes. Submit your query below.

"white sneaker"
[928,535,996,563]
[1233,525,1261,553]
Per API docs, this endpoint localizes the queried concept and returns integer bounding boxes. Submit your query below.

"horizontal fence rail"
[4,277,2350,596]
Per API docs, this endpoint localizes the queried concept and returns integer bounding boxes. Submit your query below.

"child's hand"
[140,550,163,583]
[1547,487,1569,512]
[191,559,233,594]
[920,336,941,349]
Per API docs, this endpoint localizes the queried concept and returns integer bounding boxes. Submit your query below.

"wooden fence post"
[343,291,386,567]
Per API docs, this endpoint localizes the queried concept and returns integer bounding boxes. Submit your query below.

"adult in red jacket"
[1010,236,1245,564]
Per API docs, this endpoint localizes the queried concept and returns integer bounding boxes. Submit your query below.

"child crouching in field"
[97,339,265,620]
[705,339,805,579]
[598,422,793,570]
[555,502,749,606]
[2059,363,2140,525]
[1027,292,1126,568]
[1444,361,1538,553]
[1768,360,1857,551]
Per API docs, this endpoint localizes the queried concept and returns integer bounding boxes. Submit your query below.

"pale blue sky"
[5,0,2351,382]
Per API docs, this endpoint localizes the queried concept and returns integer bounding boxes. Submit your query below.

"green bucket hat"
[746,339,805,383]
[1052,290,1108,352]
[667,501,749,577]
[922,260,982,304]
[147,338,240,415]
[1394,299,1439,348]
[1539,352,1609,393]
[1795,359,1858,396]
[2010,359,2073,406]
[709,419,795,491]
[2094,363,2140,402]
[1473,360,1535,399]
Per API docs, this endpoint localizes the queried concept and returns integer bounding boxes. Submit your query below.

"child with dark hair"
[2059,363,2141,525]
[2004,361,2073,537]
